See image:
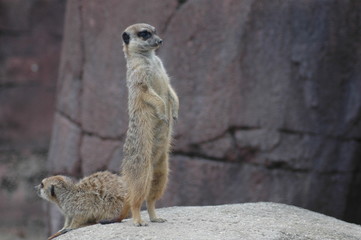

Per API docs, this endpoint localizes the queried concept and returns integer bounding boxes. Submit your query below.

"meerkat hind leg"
[147,154,169,223]
[119,201,131,221]
[127,185,149,226]
[131,200,148,226]
[147,199,166,223]
[99,203,130,225]
[126,164,152,227]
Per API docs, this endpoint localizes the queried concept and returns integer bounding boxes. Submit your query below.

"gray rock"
[80,135,122,175]
[55,202,361,240]
[48,113,82,176]
[0,1,66,239]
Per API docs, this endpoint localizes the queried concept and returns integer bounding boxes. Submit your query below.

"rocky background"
[1,0,361,239]
[0,0,65,239]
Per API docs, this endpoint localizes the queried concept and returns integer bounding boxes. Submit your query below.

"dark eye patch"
[40,182,44,188]
[122,32,130,44]
[137,30,152,40]
[50,185,55,197]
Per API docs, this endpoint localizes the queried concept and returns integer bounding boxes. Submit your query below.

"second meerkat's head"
[122,23,163,56]
[35,175,74,204]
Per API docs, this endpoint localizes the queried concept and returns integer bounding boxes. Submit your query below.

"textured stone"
[55,203,361,240]
[55,0,84,123]
[80,135,122,175]
[0,0,65,239]
[160,155,353,219]
[4,57,40,84]
[0,86,55,148]
[0,151,48,240]
[47,113,81,176]
[162,0,361,146]
[161,0,254,145]
[0,0,64,147]
[197,133,237,161]
[0,0,31,31]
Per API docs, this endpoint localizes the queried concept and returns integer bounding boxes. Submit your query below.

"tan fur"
[120,23,179,226]
[35,171,127,239]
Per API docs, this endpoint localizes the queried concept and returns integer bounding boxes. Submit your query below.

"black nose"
[158,39,163,45]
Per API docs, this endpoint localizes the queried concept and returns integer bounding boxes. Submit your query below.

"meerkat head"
[35,175,74,204]
[122,23,163,56]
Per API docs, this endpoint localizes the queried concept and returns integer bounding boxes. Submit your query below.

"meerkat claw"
[159,114,169,123]
[48,229,71,240]
[134,221,148,227]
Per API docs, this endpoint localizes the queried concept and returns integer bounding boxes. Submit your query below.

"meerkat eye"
[40,182,44,188]
[137,30,152,40]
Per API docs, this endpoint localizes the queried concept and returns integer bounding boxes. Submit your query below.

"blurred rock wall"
[48,0,361,232]
[0,0,65,239]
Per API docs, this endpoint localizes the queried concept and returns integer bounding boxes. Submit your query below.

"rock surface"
[0,0,66,239]
[48,0,361,232]
[55,202,361,240]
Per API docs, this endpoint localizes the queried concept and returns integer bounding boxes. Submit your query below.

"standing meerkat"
[119,23,179,226]
[35,171,127,239]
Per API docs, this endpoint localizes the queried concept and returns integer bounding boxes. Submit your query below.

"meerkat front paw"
[172,111,178,121]
[158,113,169,123]
[150,217,167,223]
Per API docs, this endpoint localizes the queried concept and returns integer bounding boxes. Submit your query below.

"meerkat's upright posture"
[35,171,127,239]
[119,23,179,226]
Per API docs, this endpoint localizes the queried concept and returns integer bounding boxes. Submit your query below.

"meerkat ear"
[50,185,56,197]
[122,32,130,45]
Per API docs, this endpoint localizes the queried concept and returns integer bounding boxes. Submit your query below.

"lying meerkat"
[35,171,127,239]
[119,23,179,226]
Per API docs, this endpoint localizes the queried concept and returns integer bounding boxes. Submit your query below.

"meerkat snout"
[151,37,163,48]
[34,181,46,198]
[36,176,72,203]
